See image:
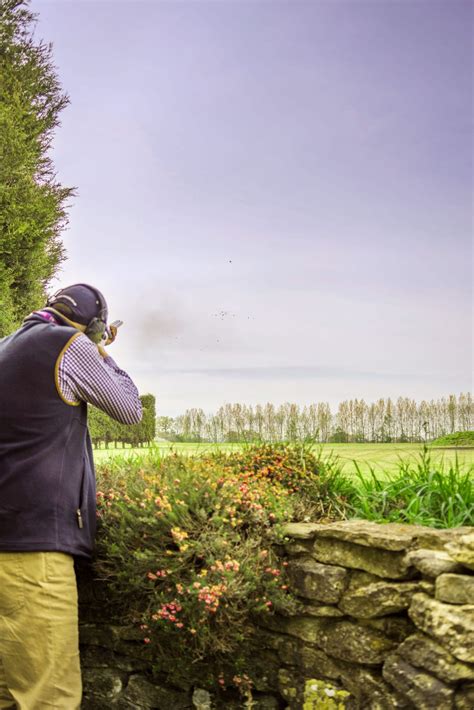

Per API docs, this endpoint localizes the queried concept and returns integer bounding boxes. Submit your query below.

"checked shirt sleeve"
[58,334,143,424]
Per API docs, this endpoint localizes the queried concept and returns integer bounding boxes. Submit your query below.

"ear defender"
[83,286,108,344]
[84,317,107,344]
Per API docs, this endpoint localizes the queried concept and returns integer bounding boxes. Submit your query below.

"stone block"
[282,523,322,540]
[339,666,411,709]
[317,620,397,666]
[339,572,432,618]
[285,540,314,556]
[80,623,147,649]
[284,618,396,665]
[258,630,300,668]
[454,683,474,710]
[396,633,474,684]
[80,623,123,650]
[248,650,280,692]
[306,520,436,551]
[257,611,294,635]
[312,537,408,579]
[80,645,149,673]
[403,549,464,577]
[282,616,328,645]
[436,574,474,605]
[360,616,414,644]
[408,592,474,663]
[446,531,474,571]
[258,630,282,649]
[116,626,146,642]
[192,688,212,709]
[81,667,126,702]
[411,527,473,552]
[275,635,300,665]
[80,645,116,669]
[297,602,344,618]
[121,674,192,709]
[287,557,349,604]
[382,654,454,710]
[299,643,343,680]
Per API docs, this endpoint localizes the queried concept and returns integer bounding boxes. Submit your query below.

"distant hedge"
[430,431,474,447]
[89,394,156,448]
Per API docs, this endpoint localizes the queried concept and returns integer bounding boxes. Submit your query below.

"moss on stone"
[303,679,351,709]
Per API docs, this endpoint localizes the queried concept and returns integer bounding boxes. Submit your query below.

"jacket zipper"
[76,508,84,529]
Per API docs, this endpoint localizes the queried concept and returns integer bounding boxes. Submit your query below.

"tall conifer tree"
[0,0,73,335]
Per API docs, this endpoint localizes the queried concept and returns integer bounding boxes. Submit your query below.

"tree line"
[157,393,472,444]
[89,394,156,448]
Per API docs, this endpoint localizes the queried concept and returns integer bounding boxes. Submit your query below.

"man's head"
[45,284,109,344]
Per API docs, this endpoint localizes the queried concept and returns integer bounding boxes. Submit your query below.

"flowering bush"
[93,444,349,691]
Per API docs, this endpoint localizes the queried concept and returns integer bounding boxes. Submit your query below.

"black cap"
[46,284,108,326]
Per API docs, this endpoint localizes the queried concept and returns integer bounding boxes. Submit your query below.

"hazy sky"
[32,0,472,416]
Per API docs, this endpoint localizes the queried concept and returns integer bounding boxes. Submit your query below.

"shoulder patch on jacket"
[54,332,84,406]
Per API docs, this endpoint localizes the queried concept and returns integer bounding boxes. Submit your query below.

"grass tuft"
[348,446,473,528]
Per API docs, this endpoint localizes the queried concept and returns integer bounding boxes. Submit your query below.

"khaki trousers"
[0,552,82,710]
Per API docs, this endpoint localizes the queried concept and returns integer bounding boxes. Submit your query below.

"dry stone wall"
[77,521,474,709]
[268,521,474,709]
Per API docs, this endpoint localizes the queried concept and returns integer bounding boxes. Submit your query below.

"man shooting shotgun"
[0,283,142,709]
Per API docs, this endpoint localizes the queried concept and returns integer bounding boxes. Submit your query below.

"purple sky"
[33,0,472,416]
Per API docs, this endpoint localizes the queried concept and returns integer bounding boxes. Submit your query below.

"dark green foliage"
[430,431,474,447]
[88,406,120,448]
[138,393,156,443]
[225,429,260,443]
[88,394,156,448]
[328,427,349,443]
[0,0,74,334]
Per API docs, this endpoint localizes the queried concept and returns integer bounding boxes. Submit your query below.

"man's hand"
[105,323,118,346]
[98,320,123,357]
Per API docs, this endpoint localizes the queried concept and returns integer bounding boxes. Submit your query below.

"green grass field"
[93,441,474,476]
